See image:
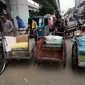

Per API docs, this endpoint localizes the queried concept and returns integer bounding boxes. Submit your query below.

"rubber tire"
[0,54,6,75]
[33,46,41,65]
[72,42,78,70]
[63,44,67,68]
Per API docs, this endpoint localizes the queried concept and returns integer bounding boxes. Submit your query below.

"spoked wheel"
[63,54,66,68]
[33,46,37,64]
[72,42,78,70]
[33,46,40,65]
[34,54,41,65]
[0,54,6,75]
[34,59,41,65]
[63,44,67,68]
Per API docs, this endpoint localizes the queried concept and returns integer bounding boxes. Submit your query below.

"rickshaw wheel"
[63,56,66,68]
[63,45,67,68]
[72,42,78,70]
[33,48,41,65]
[0,54,6,75]
[34,58,37,64]
[34,58,41,65]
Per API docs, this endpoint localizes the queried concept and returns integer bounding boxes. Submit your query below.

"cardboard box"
[16,34,28,43]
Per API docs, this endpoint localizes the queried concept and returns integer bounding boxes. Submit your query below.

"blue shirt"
[17,18,25,29]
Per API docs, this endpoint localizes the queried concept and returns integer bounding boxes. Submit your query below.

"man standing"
[6,13,17,36]
[26,18,37,35]
[6,13,15,25]
[25,18,37,41]
[16,16,25,34]
[1,16,13,36]
[16,16,25,29]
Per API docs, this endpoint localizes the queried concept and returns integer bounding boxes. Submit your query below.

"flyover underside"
[33,0,58,10]
[33,0,60,16]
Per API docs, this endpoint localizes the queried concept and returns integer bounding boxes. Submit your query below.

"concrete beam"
[33,0,58,9]
[28,2,39,9]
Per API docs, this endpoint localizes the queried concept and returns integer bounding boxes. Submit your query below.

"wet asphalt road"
[0,39,85,85]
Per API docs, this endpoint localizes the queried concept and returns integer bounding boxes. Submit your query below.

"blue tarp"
[77,35,85,53]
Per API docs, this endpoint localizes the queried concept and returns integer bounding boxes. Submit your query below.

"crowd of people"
[0,13,77,37]
[0,13,26,36]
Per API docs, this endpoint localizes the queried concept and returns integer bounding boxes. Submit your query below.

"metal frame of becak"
[0,34,33,75]
[35,32,67,67]
[72,35,85,69]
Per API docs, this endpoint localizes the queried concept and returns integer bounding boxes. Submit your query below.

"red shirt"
[81,26,85,33]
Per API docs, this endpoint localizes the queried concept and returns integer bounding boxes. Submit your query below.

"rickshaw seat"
[43,35,63,48]
[44,35,63,44]
[11,42,28,49]
[4,35,28,52]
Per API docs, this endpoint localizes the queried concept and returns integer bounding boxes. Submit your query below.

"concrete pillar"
[6,0,11,13]
[6,0,29,27]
